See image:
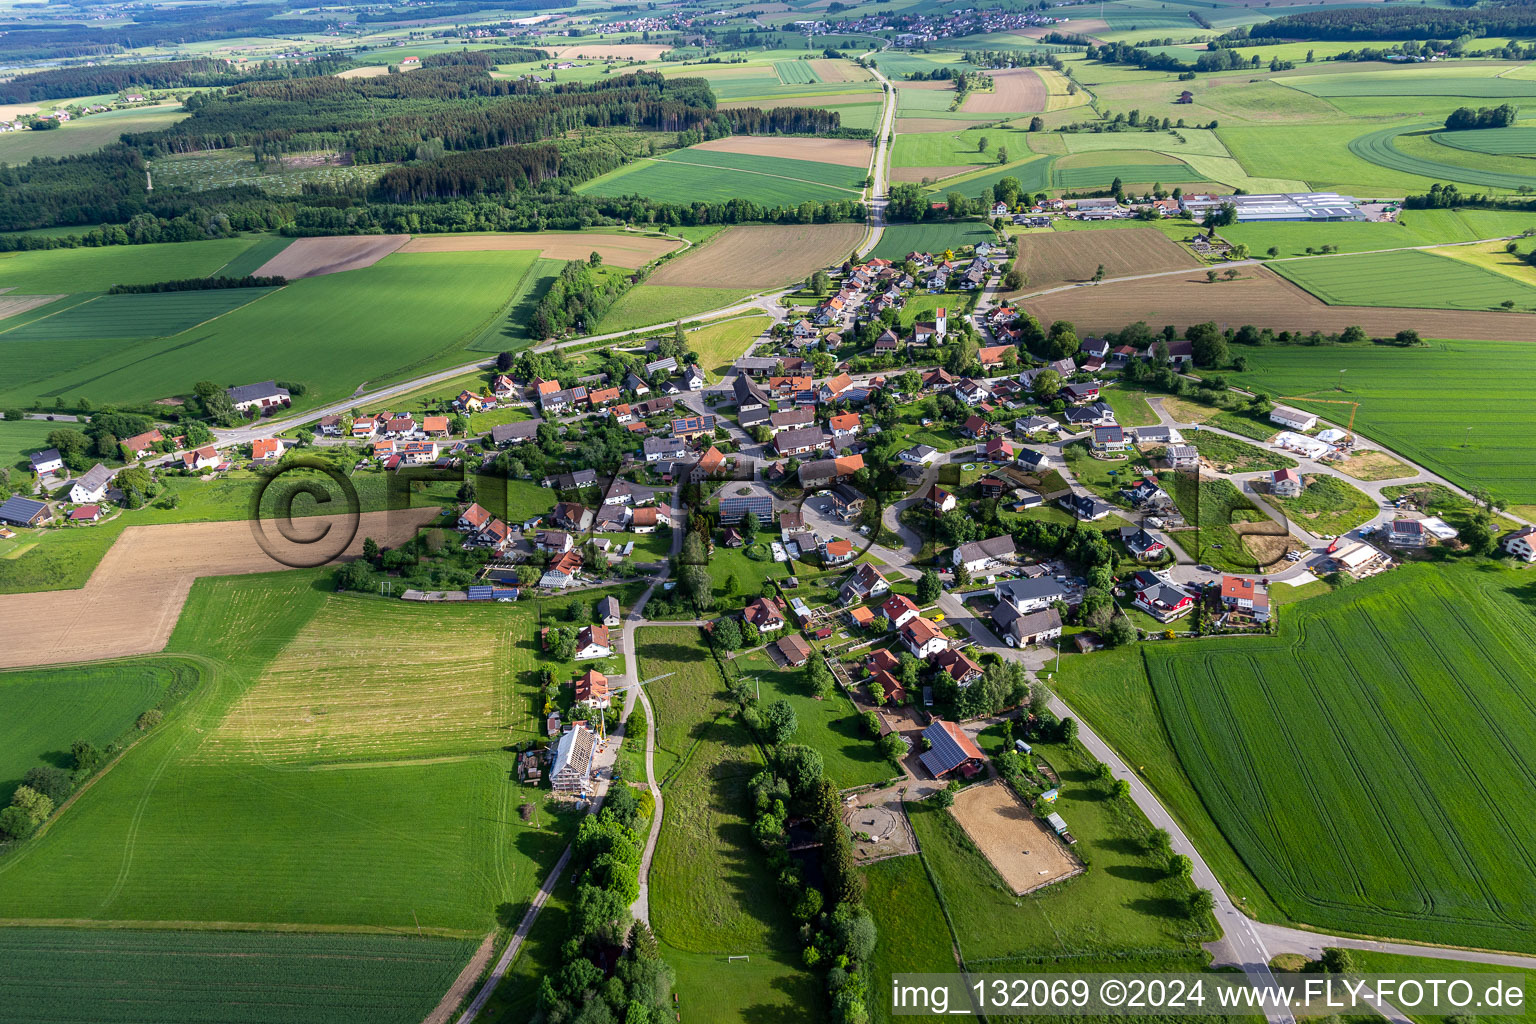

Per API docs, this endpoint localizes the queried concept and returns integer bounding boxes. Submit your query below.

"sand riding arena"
[950,781,1083,895]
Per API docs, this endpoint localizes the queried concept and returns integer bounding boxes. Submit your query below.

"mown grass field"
[1147,563,1536,953]
[578,156,855,205]
[0,659,188,803]
[1343,950,1536,1024]
[0,572,579,934]
[1270,248,1536,310]
[1052,159,1208,190]
[1434,126,1536,155]
[688,315,770,379]
[660,147,866,190]
[597,284,750,332]
[0,250,538,413]
[871,221,996,260]
[0,417,57,474]
[0,928,476,1024]
[1220,206,1536,258]
[0,105,188,162]
[1228,340,1536,504]
[862,855,958,1024]
[0,237,265,294]
[1165,473,1285,572]
[637,628,819,1021]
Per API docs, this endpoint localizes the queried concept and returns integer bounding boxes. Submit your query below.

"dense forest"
[0,7,333,62]
[356,0,573,22]
[1236,3,1536,42]
[125,70,718,163]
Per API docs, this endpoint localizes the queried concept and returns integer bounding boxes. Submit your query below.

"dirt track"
[646,223,864,289]
[693,135,874,168]
[0,509,434,669]
[962,68,1048,115]
[1025,265,1536,341]
[254,234,410,279]
[398,232,680,267]
[950,782,1080,895]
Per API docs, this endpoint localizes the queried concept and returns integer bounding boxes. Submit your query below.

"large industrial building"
[1178,192,1365,222]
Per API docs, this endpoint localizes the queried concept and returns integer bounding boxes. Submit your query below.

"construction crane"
[1276,390,1361,444]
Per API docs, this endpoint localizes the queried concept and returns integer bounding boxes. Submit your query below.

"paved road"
[856,61,896,260]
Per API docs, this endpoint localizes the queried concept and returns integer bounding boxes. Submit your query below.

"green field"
[0,659,188,804]
[1349,123,1536,192]
[0,928,476,1024]
[0,416,58,474]
[862,855,959,1024]
[1052,160,1208,190]
[637,628,818,1020]
[578,156,856,205]
[688,314,771,379]
[934,156,1054,198]
[1228,339,1536,504]
[1,288,279,341]
[734,650,891,789]
[1165,473,1282,572]
[0,105,189,162]
[0,237,266,295]
[0,250,538,413]
[1270,248,1536,310]
[660,147,867,189]
[1344,950,1536,1024]
[871,221,997,260]
[1147,563,1536,953]
[892,127,1029,168]
[1186,432,1295,472]
[1220,206,1536,257]
[1433,126,1536,155]
[597,285,749,332]
[1284,73,1536,99]
[0,572,577,934]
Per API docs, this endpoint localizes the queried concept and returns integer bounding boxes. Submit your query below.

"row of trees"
[1235,3,1536,42]
[106,274,285,294]
[1444,104,1518,131]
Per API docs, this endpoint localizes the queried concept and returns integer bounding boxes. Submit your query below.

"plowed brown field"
[1025,265,1536,341]
[0,293,65,321]
[693,135,874,168]
[551,44,671,59]
[1007,228,1199,296]
[647,223,865,289]
[962,68,1048,115]
[255,234,409,279]
[0,509,435,669]
[398,231,680,266]
[809,58,874,83]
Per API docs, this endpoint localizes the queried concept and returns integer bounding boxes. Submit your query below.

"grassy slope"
[1269,474,1376,535]
[0,572,578,934]
[597,285,750,333]
[1269,249,1536,310]
[1148,563,1536,953]
[0,237,264,295]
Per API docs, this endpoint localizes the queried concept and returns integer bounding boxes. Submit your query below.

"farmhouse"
[953,535,1016,573]
[799,454,863,489]
[69,464,112,505]
[918,720,984,779]
[226,381,290,413]
[575,624,612,660]
[182,445,221,471]
[775,427,831,458]
[819,373,854,403]
[1269,406,1318,432]
[550,723,596,794]
[120,429,164,460]
[775,633,812,667]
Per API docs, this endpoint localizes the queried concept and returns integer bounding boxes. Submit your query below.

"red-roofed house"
[574,668,611,709]
[931,648,982,687]
[901,616,949,659]
[250,438,285,462]
[822,537,855,565]
[977,344,1013,370]
[422,415,450,437]
[120,429,164,460]
[743,596,786,632]
[818,373,854,403]
[881,593,920,630]
[1219,575,1270,622]
[869,668,905,705]
[828,413,861,438]
[69,504,102,522]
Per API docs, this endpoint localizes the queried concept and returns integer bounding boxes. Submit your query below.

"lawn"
[1098,385,1157,427]
[906,737,1215,963]
[871,221,997,261]
[0,417,57,474]
[636,628,820,1019]
[578,156,857,205]
[1147,563,1536,953]
[0,659,191,804]
[1269,249,1536,310]
[0,572,578,934]
[734,649,891,789]
[0,251,542,416]
[687,314,771,379]
[1062,440,1147,507]
[1228,340,1536,504]
[1186,431,1295,472]
[0,928,478,1024]
[596,285,749,333]
[1206,410,1278,441]
[1268,473,1375,535]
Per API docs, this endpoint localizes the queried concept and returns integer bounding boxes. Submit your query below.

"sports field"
[1148,564,1536,953]
[871,221,997,261]
[1269,249,1536,310]
[0,572,581,934]
[0,928,478,1024]
[0,250,539,412]
[1227,339,1536,504]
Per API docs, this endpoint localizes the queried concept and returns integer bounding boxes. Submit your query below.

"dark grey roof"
[955,535,1016,563]
[74,463,112,493]
[29,448,61,467]
[226,380,288,404]
[733,375,769,408]
[643,436,688,456]
[918,720,980,777]
[490,420,540,444]
[0,495,49,525]
[997,577,1067,605]
[737,405,773,428]
[775,426,828,451]
[645,356,678,375]
[599,595,621,617]
[555,469,598,489]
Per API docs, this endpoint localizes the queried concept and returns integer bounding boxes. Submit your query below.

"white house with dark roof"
[226,381,290,413]
[69,463,112,504]
[952,534,1016,573]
